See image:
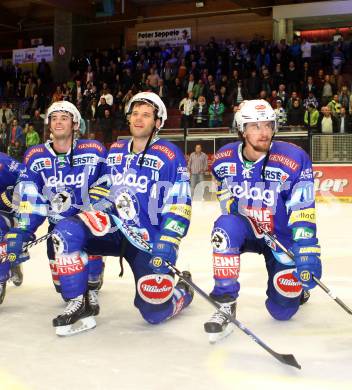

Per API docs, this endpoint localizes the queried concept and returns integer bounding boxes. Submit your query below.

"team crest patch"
[211,228,230,251]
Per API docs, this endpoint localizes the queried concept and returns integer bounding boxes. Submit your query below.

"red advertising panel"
[313,164,352,201]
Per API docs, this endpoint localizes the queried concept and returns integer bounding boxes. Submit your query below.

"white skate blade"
[55,316,96,337]
[208,323,235,344]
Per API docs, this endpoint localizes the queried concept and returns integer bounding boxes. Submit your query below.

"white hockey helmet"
[236,99,277,133]
[45,100,82,127]
[126,92,167,129]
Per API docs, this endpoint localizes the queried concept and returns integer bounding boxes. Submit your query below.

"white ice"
[0,201,351,390]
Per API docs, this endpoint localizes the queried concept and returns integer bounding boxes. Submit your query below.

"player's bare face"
[129,104,157,140]
[244,121,274,154]
[50,112,74,141]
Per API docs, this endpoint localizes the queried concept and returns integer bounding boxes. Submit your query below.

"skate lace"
[209,305,232,324]
[88,290,99,306]
[64,296,83,315]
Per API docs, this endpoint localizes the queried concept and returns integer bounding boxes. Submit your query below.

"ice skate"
[53,294,96,336]
[10,265,23,287]
[204,301,237,344]
[300,290,310,306]
[0,281,6,305]
[97,261,105,291]
[88,289,100,316]
[175,271,194,302]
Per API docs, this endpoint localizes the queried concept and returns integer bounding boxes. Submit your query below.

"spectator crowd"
[1,31,352,161]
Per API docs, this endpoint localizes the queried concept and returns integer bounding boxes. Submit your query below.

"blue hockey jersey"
[213,141,316,265]
[15,140,107,232]
[93,138,191,244]
[0,152,24,212]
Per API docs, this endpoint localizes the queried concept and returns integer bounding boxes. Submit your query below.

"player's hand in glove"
[292,238,322,290]
[88,185,114,213]
[149,236,179,274]
[5,228,35,266]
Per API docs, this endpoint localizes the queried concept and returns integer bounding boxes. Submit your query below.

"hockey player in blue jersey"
[4,101,107,313]
[45,92,193,336]
[0,153,25,303]
[204,99,322,342]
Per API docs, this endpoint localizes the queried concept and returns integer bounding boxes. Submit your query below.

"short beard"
[252,142,271,153]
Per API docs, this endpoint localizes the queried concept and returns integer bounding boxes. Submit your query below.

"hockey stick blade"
[168,261,301,370]
[263,230,352,316]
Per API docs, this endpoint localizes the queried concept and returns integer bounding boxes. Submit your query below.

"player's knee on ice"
[136,300,173,325]
[265,297,299,321]
[52,217,88,254]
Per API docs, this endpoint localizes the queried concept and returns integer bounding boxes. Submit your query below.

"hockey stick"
[262,230,352,316]
[110,214,301,369]
[0,232,53,263]
[167,261,301,370]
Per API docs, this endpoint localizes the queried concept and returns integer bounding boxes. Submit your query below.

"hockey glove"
[5,228,35,266]
[149,236,179,274]
[0,188,14,213]
[89,186,115,213]
[292,238,322,290]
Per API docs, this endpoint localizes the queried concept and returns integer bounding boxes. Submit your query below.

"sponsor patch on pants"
[213,254,240,279]
[137,274,174,304]
[56,253,85,276]
[273,269,302,298]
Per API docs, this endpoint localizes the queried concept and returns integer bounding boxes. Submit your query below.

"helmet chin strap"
[260,131,275,180]
[138,126,158,168]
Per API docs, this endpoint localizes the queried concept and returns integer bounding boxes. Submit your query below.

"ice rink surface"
[0,201,351,390]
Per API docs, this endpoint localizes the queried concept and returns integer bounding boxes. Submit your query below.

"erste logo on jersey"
[214,162,237,178]
[107,153,124,166]
[273,269,302,298]
[137,154,164,170]
[263,167,289,183]
[72,153,98,166]
[30,157,52,172]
